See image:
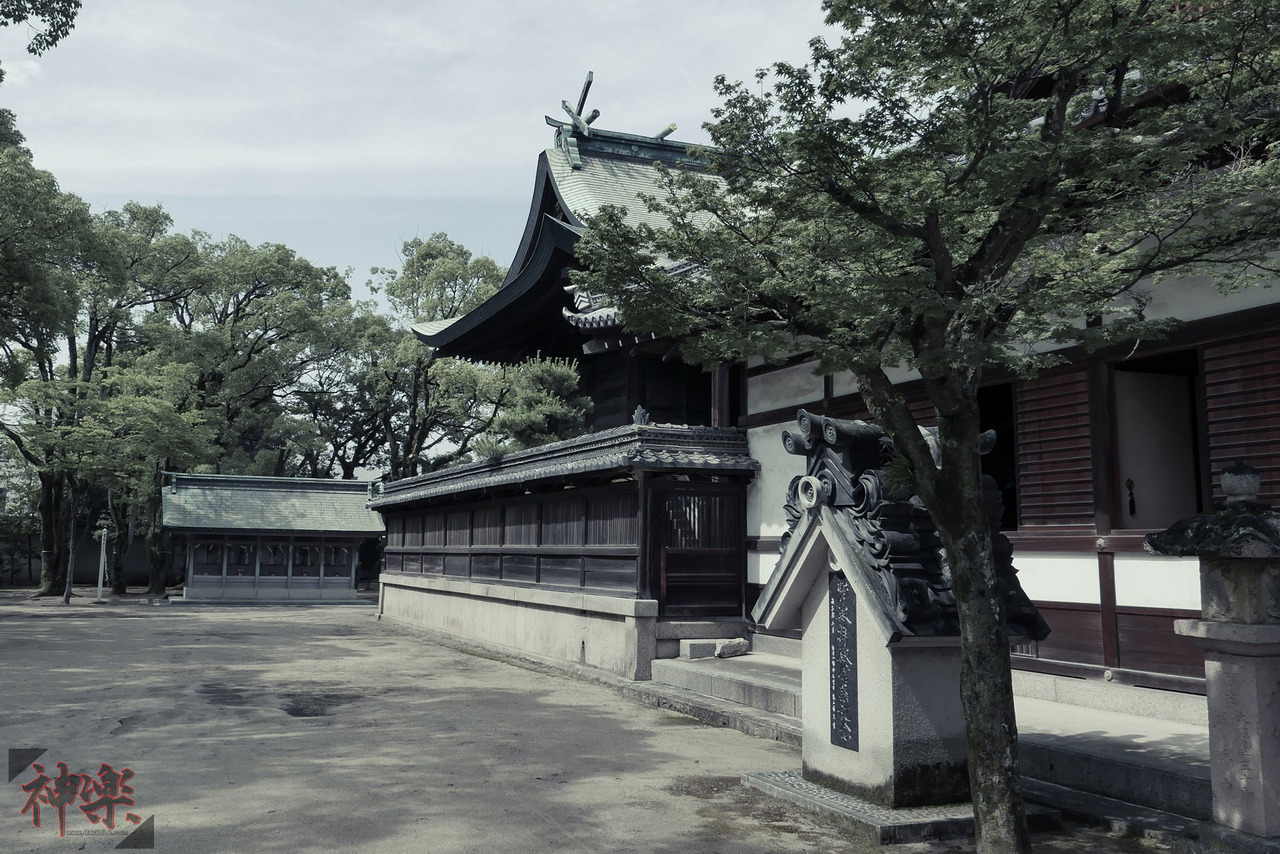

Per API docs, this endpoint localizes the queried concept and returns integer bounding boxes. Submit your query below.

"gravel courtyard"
[0,592,1163,853]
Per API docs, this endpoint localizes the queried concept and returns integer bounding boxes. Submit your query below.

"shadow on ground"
[0,596,1167,853]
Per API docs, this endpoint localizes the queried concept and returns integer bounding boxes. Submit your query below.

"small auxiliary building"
[163,473,384,602]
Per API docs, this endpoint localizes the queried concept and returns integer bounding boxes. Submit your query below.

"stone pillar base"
[1175,619,1280,838]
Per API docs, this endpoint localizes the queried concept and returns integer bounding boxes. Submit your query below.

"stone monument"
[1147,460,1280,841]
[749,411,1049,822]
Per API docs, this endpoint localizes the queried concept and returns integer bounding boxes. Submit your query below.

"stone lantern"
[1146,461,1280,839]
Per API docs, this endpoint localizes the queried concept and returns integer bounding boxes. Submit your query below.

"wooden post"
[711,363,732,427]
[636,472,652,601]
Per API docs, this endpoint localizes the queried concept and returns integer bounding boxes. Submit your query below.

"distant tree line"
[0,63,586,599]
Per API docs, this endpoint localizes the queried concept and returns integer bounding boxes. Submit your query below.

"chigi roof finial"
[551,72,598,169]
[561,71,600,137]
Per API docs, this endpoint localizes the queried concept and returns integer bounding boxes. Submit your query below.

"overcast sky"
[0,1,832,293]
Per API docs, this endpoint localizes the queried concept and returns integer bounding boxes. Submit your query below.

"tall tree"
[144,234,354,476]
[0,0,81,55]
[357,233,587,480]
[375,232,504,322]
[0,133,95,596]
[0,194,215,596]
[3,364,211,601]
[576,3,1280,851]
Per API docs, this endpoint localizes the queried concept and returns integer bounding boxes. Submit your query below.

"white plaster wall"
[831,364,921,398]
[1113,554,1201,610]
[1013,551,1202,610]
[832,370,859,397]
[378,575,658,680]
[1014,553,1102,604]
[747,422,805,589]
[748,362,824,413]
[747,423,802,537]
[748,550,779,586]
[1135,270,1280,325]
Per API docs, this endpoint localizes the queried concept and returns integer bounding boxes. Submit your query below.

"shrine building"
[164,473,384,602]
[375,80,1280,703]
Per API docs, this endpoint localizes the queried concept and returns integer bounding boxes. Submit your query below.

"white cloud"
[0,0,834,276]
[0,55,41,86]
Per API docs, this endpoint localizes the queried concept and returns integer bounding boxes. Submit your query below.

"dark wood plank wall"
[383,486,641,595]
[1115,607,1206,679]
[1016,601,1205,691]
[828,384,936,426]
[579,351,716,430]
[581,351,632,430]
[1028,602,1106,666]
[383,479,748,613]
[1203,332,1280,507]
[1014,366,1095,528]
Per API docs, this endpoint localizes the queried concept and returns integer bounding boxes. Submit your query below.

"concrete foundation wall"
[184,578,357,602]
[378,574,659,680]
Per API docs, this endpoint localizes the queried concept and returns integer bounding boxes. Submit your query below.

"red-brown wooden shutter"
[1015,366,1094,527]
[1203,333,1280,507]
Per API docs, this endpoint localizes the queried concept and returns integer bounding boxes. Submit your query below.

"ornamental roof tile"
[162,473,385,536]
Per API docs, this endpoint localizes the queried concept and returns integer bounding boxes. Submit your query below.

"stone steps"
[649,651,802,718]
[648,646,1212,821]
[748,631,802,659]
[654,619,746,659]
[1016,696,1211,821]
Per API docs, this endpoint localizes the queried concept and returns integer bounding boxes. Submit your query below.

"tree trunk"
[61,485,77,605]
[32,471,63,597]
[111,537,127,595]
[144,527,169,595]
[856,363,1031,854]
[928,406,1031,854]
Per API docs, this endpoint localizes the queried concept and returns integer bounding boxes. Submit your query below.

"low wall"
[378,573,659,680]
[184,576,357,602]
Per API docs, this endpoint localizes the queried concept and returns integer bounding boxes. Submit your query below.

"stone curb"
[374,616,802,746]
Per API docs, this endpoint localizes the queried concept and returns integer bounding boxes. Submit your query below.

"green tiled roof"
[547,143,680,232]
[162,473,385,535]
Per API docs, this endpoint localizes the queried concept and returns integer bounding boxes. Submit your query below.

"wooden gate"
[647,480,746,617]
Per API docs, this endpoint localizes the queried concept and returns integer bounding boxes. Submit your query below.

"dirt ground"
[0,588,1168,853]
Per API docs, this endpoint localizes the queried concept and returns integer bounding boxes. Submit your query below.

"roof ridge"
[164,472,376,491]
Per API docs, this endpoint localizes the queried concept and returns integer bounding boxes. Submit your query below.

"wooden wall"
[384,485,641,595]
[383,476,749,618]
[1203,332,1280,506]
[1014,367,1095,528]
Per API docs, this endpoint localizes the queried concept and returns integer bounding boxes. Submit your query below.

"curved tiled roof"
[547,142,687,232]
[415,120,711,356]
